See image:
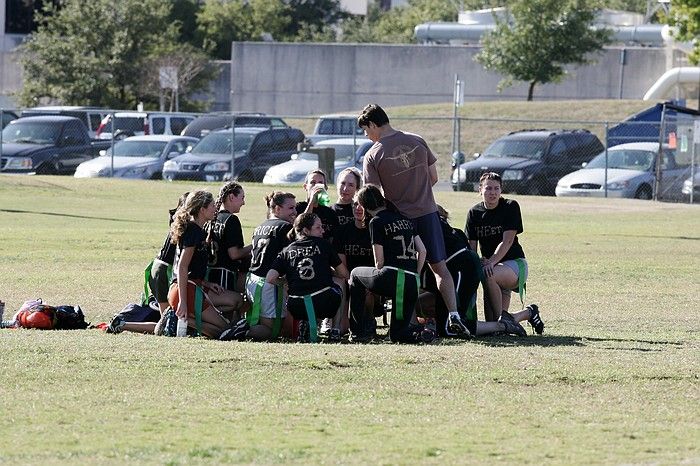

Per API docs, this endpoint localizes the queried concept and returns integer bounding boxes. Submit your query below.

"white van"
[96,111,197,139]
[307,114,365,144]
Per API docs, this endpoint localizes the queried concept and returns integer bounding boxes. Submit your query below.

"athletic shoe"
[147,295,159,312]
[231,319,250,341]
[220,318,249,341]
[106,315,126,334]
[498,310,527,337]
[153,310,169,336]
[162,309,178,337]
[327,328,342,343]
[350,333,373,344]
[319,318,332,336]
[446,313,471,339]
[297,320,310,343]
[526,304,544,335]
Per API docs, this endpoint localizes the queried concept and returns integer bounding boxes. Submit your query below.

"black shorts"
[287,284,342,321]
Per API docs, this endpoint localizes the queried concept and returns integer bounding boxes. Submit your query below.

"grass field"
[0,174,698,465]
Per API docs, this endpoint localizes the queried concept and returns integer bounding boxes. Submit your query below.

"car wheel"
[237,170,253,182]
[635,185,652,200]
[151,172,162,180]
[525,183,542,196]
[37,161,59,175]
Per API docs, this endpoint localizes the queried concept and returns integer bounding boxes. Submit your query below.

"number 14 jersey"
[369,209,418,273]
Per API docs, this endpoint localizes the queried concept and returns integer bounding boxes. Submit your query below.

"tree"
[665,0,700,64]
[283,0,347,41]
[19,0,176,108]
[196,0,292,59]
[170,0,202,47]
[138,43,220,112]
[475,0,610,101]
[342,0,468,43]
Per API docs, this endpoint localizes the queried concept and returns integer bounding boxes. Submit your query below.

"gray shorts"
[501,259,528,288]
[149,259,172,303]
[245,274,286,320]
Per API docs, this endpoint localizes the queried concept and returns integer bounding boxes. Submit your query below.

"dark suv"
[451,129,604,195]
[162,126,304,182]
[181,112,288,138]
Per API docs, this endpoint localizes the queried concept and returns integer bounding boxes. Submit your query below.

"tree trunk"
[527,81,536,101]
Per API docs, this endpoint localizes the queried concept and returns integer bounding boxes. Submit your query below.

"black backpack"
[54,305,89,330]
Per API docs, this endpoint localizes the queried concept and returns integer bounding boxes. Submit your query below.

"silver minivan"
[307,114,365,144]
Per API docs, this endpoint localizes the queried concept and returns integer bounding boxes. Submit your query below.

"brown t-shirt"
[362,131,437,219]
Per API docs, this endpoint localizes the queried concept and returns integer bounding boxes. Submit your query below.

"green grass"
[1,172,699,465]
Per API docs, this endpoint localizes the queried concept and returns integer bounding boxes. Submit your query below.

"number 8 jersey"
[369,209,418,273]
[271,236,341,296]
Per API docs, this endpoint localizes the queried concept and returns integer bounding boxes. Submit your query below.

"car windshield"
[484,139,547,159]
[586,149,654,171]
[105,141,167,158]
[2,122,60,144]
[191,132,255,155]
[317,119,363,136]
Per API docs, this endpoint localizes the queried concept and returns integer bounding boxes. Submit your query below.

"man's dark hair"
[357,104,390,128]
[479,172,502,186]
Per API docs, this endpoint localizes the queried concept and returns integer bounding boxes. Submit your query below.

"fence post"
[110,112,115,178]
[230,121,236,180]
[451,76,458,156]
[691,119,697,204]
[0,108,4,162]
[655,103,668,201]
[604,121,609,198]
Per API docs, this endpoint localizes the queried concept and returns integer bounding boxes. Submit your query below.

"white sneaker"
[319,318,332,336]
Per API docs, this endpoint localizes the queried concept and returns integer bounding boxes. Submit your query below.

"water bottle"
[0,301,16,328]
[317,189,331,207]
[176,317,188,337]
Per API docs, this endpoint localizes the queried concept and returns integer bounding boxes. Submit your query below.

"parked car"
[163,126,305,182]
[20,106,111,138]
[181,112,288,138]
[556,142,689,200]
[451,129,604,195]
[263,138,372,185]
[306,114,365,144]
[73,135,198,179]
[681,172,700,202]
[96,111,197,140]
[0,116,111,174]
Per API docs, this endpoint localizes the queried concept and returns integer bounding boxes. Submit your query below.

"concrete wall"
[192,61,230,112]
[0,50,21,108]
[230,42,679,115]
[0,41,682,113]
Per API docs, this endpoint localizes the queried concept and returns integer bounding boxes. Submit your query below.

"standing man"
[358,103,470,338]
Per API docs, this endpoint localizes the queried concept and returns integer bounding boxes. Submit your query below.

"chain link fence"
[287,111,698,204]
[0,107,697,203]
